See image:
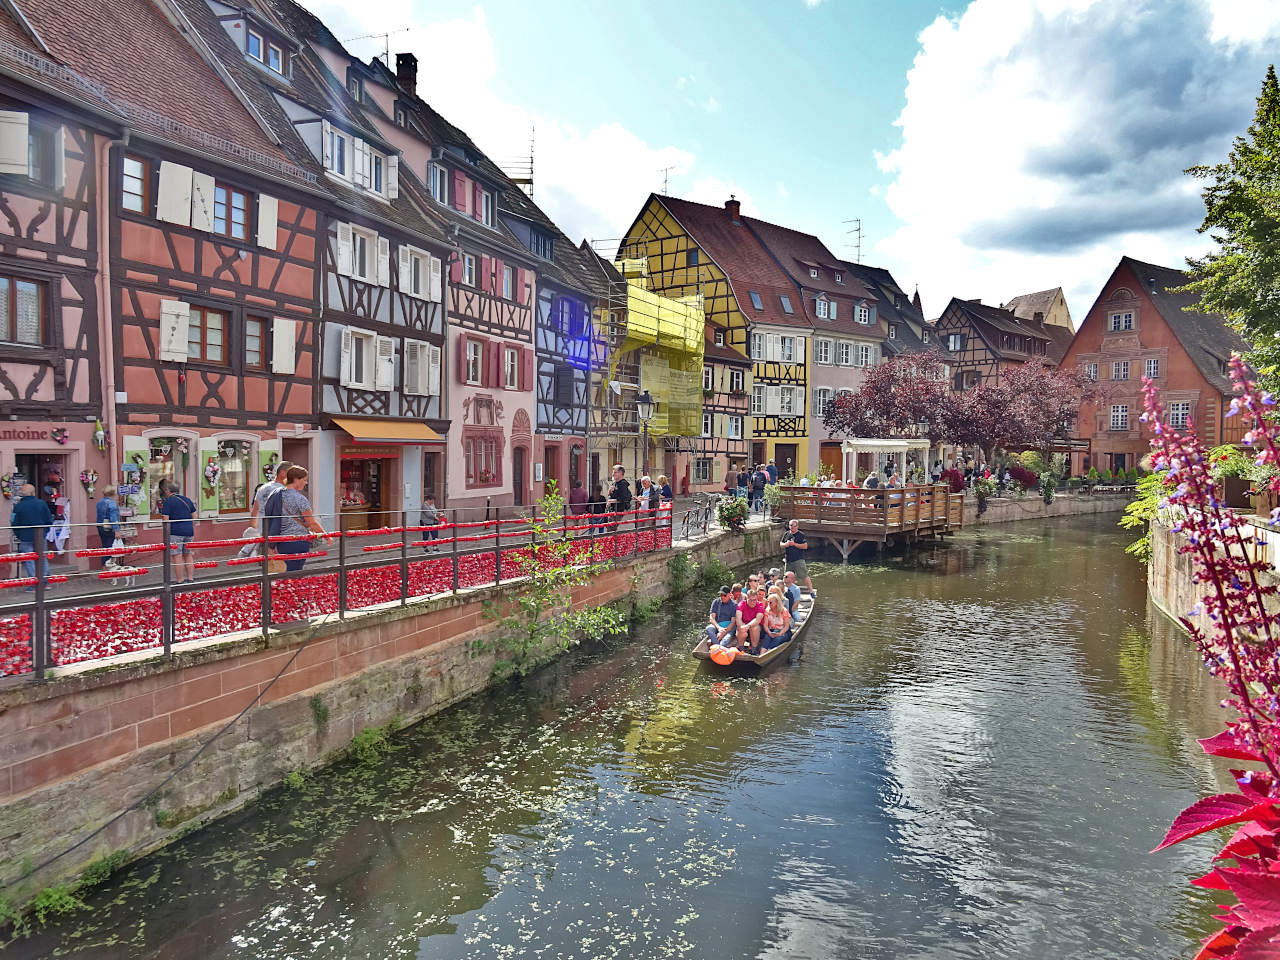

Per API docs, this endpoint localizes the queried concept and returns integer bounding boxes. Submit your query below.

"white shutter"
[767,334,781,362]
[336,222,353,276]
[271,317,297,375]
[376,235,390,287]
[403,341,421,395]
[427,344,441,395]
[795,337,805,364]
[321,119,332,169]
[351,138,365,187]
[398,244,412,295]
[766,385,781,415]
[829,301,837,320]
[374,335,395,391]
[387,154,399,199]
[53,126,65,190]
[257,194,278,249]
[156,161,193,226]
[714,413,725,437]
[339,326,355,387]
[190,170,215,233]
[0,110,28,174]
[158,300,190,362]
[428,255,443,302]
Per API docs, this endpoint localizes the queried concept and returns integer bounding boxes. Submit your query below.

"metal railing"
[0,498,716,682]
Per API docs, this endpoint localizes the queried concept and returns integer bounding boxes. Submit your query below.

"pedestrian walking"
[766,459,778,485]
[751,465,767,513]
[159,481,197,584]
[251,460,292,536]
[95,486,121,569]
[420,493,442,553]
[267,466,327,571]
[9,483,52,590]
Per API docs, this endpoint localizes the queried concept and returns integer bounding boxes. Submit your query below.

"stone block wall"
[962,491,1130,526]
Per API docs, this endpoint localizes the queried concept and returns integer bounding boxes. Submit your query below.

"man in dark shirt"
[10,483,52,589]
[724,463,738,496]
[706,585,739,645]
[766,459,778,484]
[607,464,632,512]
[781,518,815,598]
[160,482,198,584]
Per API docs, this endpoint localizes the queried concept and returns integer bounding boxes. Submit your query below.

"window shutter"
[156,161,193,226]
[714,413,725,437]
[482,256,495,293]
[428,344,441,396]
[472,182,483,221]
[352,139,366,187]
[404,340,422,395]
[766,385,781,415]
[53,126,65,191]
[521,346,534,391]
[257,194,278,249]
[159,300,190,362]
[321,119,332,168]
[488,340,502,388]
[374,335,395,391]
[336,222,353,276]
[450,255,462,285]
[829,301,837,320]
[271,317,296,375]
[398,244,412,295]
[340,326,354,387]
[387,154,398,199]
[376,235,390,286]
[455,334,468,384]
[516,268,527,305]
[0,110,28,174]
[766,334,780,362]
[190,170,215,232]
[429,255,443,301]
[795,337,806,364]
[494,258,505,296]
[452,171,466,211]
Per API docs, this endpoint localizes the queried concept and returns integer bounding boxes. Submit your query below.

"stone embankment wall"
[0,525,779,903]
[963,491,1130,526]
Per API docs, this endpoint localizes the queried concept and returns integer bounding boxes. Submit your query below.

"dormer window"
[809,267,819,279]
[780,295,793,314]
[481,190,493,227]
[348,76,361,101]
[856,304,870,324]
[326,128,346,176]
[531,230,554,260]
[267,44,284,74]
[247,31,262,60]
[429,162,448,204]
[714,330,725,346]
[815,299,828,319]
[835,272,843,284]
[748,291,763,311]
[245,28,287,75]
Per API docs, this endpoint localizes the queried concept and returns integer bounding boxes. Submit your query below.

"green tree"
[1180,65,1280,385]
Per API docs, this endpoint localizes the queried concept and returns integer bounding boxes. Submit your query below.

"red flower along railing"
[0,505,676,680]
[1147,357,1280,959]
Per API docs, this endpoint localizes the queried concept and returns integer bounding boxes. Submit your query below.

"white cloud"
[704,95,721,113]
[776,182,789,201]
[303,2,695,246]
[875,0,1280,321]
[803,0,827,7]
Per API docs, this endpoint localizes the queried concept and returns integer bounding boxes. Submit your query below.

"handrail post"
[260,522,271,638]
[494,508,502,586]
[337,522,348,620]
[450,515,459,594]
[161,521,174,657]
[399,509,409,606]
[32,532,48,679]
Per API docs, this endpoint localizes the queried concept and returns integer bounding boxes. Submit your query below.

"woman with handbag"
[95,486,120,569]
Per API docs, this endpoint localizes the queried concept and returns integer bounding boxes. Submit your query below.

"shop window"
[146,436,190,519]
[0,274,44,346]
[215,439,253,513]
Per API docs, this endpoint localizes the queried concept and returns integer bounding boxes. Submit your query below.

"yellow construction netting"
[602,279,706,438]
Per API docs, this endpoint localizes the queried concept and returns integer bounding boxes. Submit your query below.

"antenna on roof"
[659,166,675,194]
[843,217,863,264]
[342,27,410,66]
[500,124,535,199]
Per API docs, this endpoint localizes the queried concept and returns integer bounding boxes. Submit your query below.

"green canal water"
[16,515,1231,959]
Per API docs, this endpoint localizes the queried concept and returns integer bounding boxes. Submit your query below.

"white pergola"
[841,438,932,485]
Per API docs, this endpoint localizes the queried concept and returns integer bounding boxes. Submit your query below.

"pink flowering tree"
[822,352,955,442]
[1147,355,1280,959]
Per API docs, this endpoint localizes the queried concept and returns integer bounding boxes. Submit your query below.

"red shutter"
[480,255,492,293]
[452,171,466,211]
[450,255,462,284]
[516,268,527,305]
[494,258,505,298]
[491,341,503,388]
[456,335,468,384]
[472,182,483,221]
[521,347,534,392]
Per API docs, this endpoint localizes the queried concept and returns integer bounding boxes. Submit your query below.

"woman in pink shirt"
[736,586,766,652]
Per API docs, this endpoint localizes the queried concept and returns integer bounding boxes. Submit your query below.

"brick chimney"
[396,52,418,96]
[724,195,740,223]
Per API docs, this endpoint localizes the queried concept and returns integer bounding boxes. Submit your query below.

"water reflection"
[18,515,1233,959]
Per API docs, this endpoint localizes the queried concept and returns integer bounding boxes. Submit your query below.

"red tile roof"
[742,215,876,302]
[657,195,812,330]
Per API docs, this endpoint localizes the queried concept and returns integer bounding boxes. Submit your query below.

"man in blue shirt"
[783,571,804,620]
[160,481,198,584]
[706,585,739,645]
[766,459,778,485]
[10,484,53,589]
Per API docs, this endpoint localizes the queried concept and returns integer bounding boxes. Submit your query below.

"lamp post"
[636,389,655,477]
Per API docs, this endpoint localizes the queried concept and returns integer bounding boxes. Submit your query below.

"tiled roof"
[1003,288,1060,322]
[948,298,1069,363]
[1120,256,1250,395]
[743,216,875,301]
[657,195,812,330]
[704,336,751,365]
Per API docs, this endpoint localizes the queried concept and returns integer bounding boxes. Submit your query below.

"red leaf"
[1155,795,1277,852]
[1195,927,1244,960]
[1220,822,1280,862]
[1219,869,1280,927]
[1234,925,1280,960]
[1202,730,1265,762]
[1194,870,1233,890]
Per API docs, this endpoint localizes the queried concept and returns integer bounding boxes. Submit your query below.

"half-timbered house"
[936,297,1070,392]
[1062,257,1249,475]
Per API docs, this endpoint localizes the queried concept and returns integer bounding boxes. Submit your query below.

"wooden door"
[820,443,842,480]
[775,443,799,477]
[513,447,526,506]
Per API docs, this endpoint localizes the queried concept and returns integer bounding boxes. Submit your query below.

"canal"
[18,515,1230,959]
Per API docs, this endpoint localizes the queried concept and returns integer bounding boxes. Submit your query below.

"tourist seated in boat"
[783,571,803,619]
[706,585,739,645]
[736,585,766,653]
[761,593,792,650]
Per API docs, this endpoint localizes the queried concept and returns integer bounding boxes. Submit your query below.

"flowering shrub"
[716,496,749,532]
[1147,356,1280,959]
[941,468,966,494]
[1006,464,1039,490]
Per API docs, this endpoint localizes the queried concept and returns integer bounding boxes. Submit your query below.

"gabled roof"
[842,262,922,328]
[1119,256,1250,395]
[655,195,812,330]
[741,216,875,301]
[704,336,752,366]
[945,297,1069,363]
[1003,288,1061,321]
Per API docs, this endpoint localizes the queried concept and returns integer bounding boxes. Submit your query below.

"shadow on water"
[14,514,1234,959]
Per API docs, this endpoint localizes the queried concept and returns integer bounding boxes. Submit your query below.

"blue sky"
[312,0,1280,325]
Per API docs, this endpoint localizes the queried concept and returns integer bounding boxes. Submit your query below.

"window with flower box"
[465,435,501,486]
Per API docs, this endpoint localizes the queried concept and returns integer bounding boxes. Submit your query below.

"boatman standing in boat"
[781,519,816,599]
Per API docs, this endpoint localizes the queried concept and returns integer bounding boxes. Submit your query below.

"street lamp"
[636,389,656,476]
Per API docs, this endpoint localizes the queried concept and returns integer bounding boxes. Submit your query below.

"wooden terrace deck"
[772,484,965,560]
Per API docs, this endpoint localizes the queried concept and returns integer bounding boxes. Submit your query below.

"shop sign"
[119,484,141,496]
[339,446,400,458]
[0,428,49,440]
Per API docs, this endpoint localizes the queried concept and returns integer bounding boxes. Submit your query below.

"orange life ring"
[709,644,737,665]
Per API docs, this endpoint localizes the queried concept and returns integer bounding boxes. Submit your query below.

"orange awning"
[332,417,445,445]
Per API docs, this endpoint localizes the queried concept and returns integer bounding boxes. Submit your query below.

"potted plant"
[716,496,749,532]
[1208,444,1254,509]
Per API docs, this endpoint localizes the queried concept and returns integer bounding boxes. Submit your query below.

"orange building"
[1061,256,1249,475]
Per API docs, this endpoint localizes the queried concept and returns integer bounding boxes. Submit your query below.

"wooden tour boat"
[692,593,816,674]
